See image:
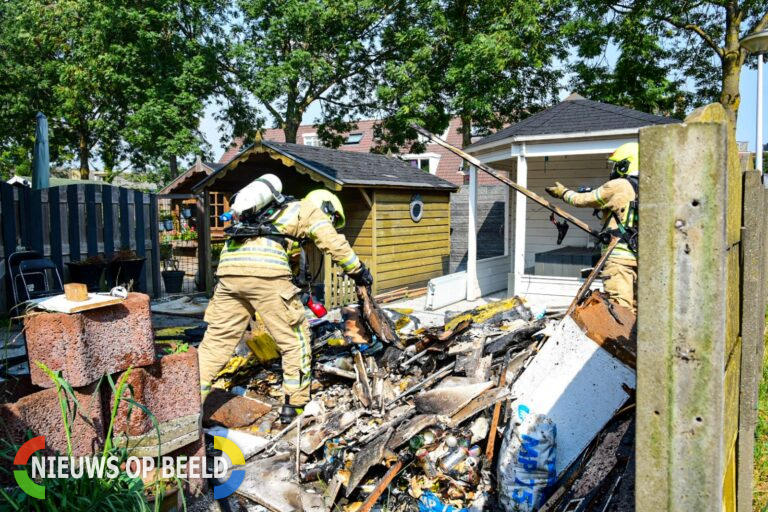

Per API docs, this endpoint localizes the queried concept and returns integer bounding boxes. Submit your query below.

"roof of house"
[468,94,679,149]
[196,139,459,192]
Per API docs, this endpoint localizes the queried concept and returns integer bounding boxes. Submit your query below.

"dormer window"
[344,133,364,145]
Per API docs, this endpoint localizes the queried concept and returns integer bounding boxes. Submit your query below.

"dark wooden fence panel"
[0,182,161,314]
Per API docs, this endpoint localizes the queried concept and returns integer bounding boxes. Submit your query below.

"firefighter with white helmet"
[197,181,372,423]
[546,142,639,311]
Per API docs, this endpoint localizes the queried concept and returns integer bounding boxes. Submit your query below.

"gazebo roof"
[468,94,679,150]
[194,139,458,193]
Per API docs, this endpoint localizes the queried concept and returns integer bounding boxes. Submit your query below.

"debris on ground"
[199,290,637,511]
[3,284,638,511]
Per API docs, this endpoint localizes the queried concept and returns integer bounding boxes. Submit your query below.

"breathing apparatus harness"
[222,183,326,311]
[599,175,639,253]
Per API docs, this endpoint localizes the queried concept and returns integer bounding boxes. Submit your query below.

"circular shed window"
[410,194,424,223]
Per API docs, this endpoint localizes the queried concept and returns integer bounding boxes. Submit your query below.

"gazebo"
[463,94,679,306]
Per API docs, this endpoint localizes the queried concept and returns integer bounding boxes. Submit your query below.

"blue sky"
[200,61,767,162]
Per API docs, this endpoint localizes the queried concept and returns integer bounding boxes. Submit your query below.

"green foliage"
[756,334,768,510]
[221,0,392,144]
[0,364,181,511]
[372,0,567,152]
[0,0,221,179]
[567,0,768,123]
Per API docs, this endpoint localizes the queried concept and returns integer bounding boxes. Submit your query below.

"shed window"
[344,133,364,145]
[410,194,424,223]
[209,192,229,229]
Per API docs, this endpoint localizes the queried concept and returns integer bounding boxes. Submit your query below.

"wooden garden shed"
[193,138,458,307]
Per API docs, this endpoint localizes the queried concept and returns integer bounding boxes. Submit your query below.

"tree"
[221,0,394,145]
[0,0,219,180]
[372,0,568,152]
[568,0,768,128]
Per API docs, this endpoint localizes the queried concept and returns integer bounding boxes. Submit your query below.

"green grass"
[755,341,768,511]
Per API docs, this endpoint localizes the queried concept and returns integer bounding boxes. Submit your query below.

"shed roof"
[195,139,458,192]
[468,95,679,149]
[160,161,223,195]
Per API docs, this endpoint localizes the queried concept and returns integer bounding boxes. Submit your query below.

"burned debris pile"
[204,292,637,512]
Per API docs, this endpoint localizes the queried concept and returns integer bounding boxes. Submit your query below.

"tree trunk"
[283,118,300,144]
[719,17,742,133]
[460,114,472,148]
[78,132,90,180]
[169,155,178,177]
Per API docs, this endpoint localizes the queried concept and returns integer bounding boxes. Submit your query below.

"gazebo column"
[510,143,527,295]
[467,164,479,300]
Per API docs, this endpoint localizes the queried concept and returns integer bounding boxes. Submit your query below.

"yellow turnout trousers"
[198,275,312,406]
[600,259,637,312]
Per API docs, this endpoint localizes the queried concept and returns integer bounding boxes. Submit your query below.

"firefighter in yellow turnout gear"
[198,189,373,422]
[546,143,639,311]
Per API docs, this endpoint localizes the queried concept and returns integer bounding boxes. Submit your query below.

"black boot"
[279,402,304,424]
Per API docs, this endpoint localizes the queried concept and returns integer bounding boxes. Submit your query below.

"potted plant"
[181,206,193,219]
[160,212,174,231]
[161,258,185,293]
[159,243,173,261]
[211,243,224,272]
[107,249,146,291]
[66,255,107,292]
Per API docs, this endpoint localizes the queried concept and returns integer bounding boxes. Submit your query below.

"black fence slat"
[0,184,17,258]
[102,185,114,256]
[48,187,63,274]
[119,187,130,250]
[149,194,161,298]
[134,190,147,292]
[67,186,81,262]
[85,185,98,257]
[18,187,32,250]
[28,190,44,254]
[1,184,18,307]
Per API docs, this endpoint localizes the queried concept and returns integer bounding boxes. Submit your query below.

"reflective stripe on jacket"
[217,198,361,277]
[561,178,637,263]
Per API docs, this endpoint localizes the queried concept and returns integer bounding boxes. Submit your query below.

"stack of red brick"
[0,293,205,494]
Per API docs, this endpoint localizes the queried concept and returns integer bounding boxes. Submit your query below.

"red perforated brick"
[0,380,104,483]
[25,293,155,388]
[109,348,201,437]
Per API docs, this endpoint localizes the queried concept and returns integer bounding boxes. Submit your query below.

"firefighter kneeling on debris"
[198,178,372,423]
[546,142,639,312]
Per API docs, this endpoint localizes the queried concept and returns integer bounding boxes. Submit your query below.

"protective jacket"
[561,178,637,264]
[217,198,361,277]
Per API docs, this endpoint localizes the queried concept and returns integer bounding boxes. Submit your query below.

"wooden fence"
[0,182,161,313]
[323,255,357,309]
[636,103,766,511]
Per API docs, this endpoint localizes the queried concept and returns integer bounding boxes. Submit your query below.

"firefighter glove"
[348,263,374,287]
[545,182,568,199]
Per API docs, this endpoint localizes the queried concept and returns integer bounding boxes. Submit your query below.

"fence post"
[636,114,730,510]
[737,170,767,512]
[196,193,213,294]
[149,194,161,298]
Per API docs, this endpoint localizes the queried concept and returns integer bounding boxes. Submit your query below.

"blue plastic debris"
[418,491,469,512]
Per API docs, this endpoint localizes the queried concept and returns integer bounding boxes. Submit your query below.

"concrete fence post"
[636,116,730,511]
[737,170,767,512]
